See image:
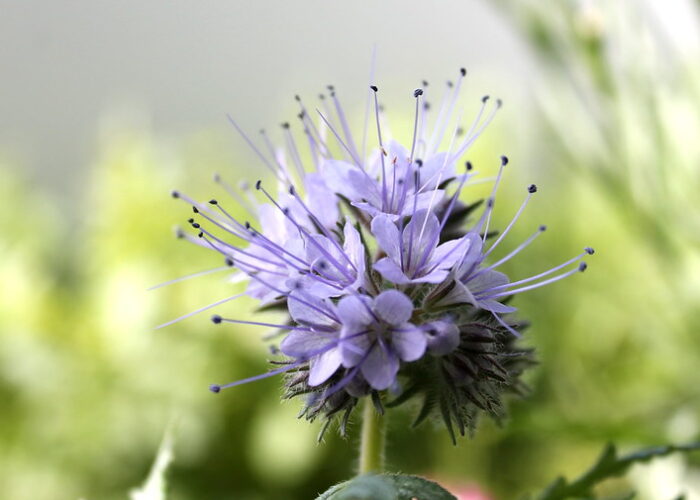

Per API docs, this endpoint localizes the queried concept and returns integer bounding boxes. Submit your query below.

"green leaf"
[536,442,700,500]
[316,473,457,500]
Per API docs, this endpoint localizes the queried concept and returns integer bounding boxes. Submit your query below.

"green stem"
[358,398,386,475]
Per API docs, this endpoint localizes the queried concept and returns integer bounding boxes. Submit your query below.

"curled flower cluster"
[163,69,592,441]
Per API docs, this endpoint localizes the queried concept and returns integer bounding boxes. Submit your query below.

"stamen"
[484,183,537,257]
[482,262,588,300]
[479,156,508,240]
[361,45,377,168]
[481,225,547,271]
[409,88,423,163]
[316,109,363,167]
[148,266,230,291]
[155,293,245,329]
[226,114,286,183]
[212,315,312,331]
[330,90,361,163]
[371,85,388,212]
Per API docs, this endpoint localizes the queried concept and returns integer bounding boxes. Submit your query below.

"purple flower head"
[336,290,426,391]
[158,67,592,441]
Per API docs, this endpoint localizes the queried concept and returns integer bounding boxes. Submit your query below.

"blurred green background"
[1,1,699,499]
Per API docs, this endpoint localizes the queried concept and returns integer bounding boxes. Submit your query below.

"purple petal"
[343,222,365,288]
[424,320,460,356]
[392,324,427,361]
[280,330,335,358]
[402,209,440,272]
[373,290,414,326]
[373,257,411,285]
[469,270,510,294]
[339,326,371,367]
[308,348,342,386]
[435,280,476,307]
[287,291,337,327]
[371,215,401,261]
[430,236,471,271]
[478,299,517,314]
[304,173,339,229]
[454,231,483,278]
[361,343,399,390]
[336,295,374,330]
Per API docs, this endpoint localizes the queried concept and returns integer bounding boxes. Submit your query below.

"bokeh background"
[1,1,699,499]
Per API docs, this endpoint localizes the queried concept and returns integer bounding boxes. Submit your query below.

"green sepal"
[317,473,457,500]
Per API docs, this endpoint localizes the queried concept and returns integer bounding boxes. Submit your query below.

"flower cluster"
[163,69,592,441]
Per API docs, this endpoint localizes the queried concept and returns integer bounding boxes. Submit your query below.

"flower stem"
[358,397,386,475]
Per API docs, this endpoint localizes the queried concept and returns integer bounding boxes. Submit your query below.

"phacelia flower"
[158,68,592,441]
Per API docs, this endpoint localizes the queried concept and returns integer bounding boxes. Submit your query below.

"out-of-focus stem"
[358,397,386,475]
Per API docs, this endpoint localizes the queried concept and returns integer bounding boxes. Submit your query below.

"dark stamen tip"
[209,384,221,393]
[539,224,547,232]
[187,218,194,224]
[585,247,595,255]
[460,67,467,76]
[197,231,203,238]
[171,190,180,199]
[423,102,431,110]
[465,161,473,171]
[294,94,301,101]
[370,85,378,92]
[209,199,218,205]
[225,258,234,266]
[496,98,503,108]
[487,198,495,208]
[579,262,588,272]
[213,173,221,182]
[528,184,537,193]
[319,93,325,100]
[245,221,251,229]
[281,122,290,129]
[482,95,490,103]
[255,180,262,190]
[191,222,200,229]
[175,228,185,239]
[211,314,223,324]
[421,79,429,87]
[447,80,454,88]
[288,185,296,196]
[327,84,335,91]
[192,206,199,214]
[416,159,423,167]
[413,88,424,98]
[500,155,509,166]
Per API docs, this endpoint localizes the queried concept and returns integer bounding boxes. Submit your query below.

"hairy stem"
[358,397,386,474]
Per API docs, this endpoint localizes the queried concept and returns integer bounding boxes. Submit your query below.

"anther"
[213,173,221,182]
[416,159,423,167]
[528,184,537,193]
[245,221,251,229]
[423,102,431,110]
[447,80,453,88]
[191,222,200,229]
[370,85,378,92]
[327,85,335,91]
[414,88,423,98]
[422,80,429,87]
[460,67,467,76]
[465,161,473,171]
[496,98,503,108]
[578,262,588,272]
[175,228,185,239]
[188,218,194,223]
[482,95,490,103]
[225,258,234,266]
[486,198,494,208]
[501,155,509,166]
[456,127,464,136]
[192,206,199,214]
[539,224,547,232]
[209,384,221,393]
[209,199,218,205]
[294,94,301,101]
[281,122,290,129]
[211,314,222,324]
[288,185,296,195]
[255,180,262,190]
[197,231,203,238]
[585,247,595,255]
[171,190,180,199]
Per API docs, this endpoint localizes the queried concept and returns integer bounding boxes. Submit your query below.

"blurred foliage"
[1,1,700,499]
